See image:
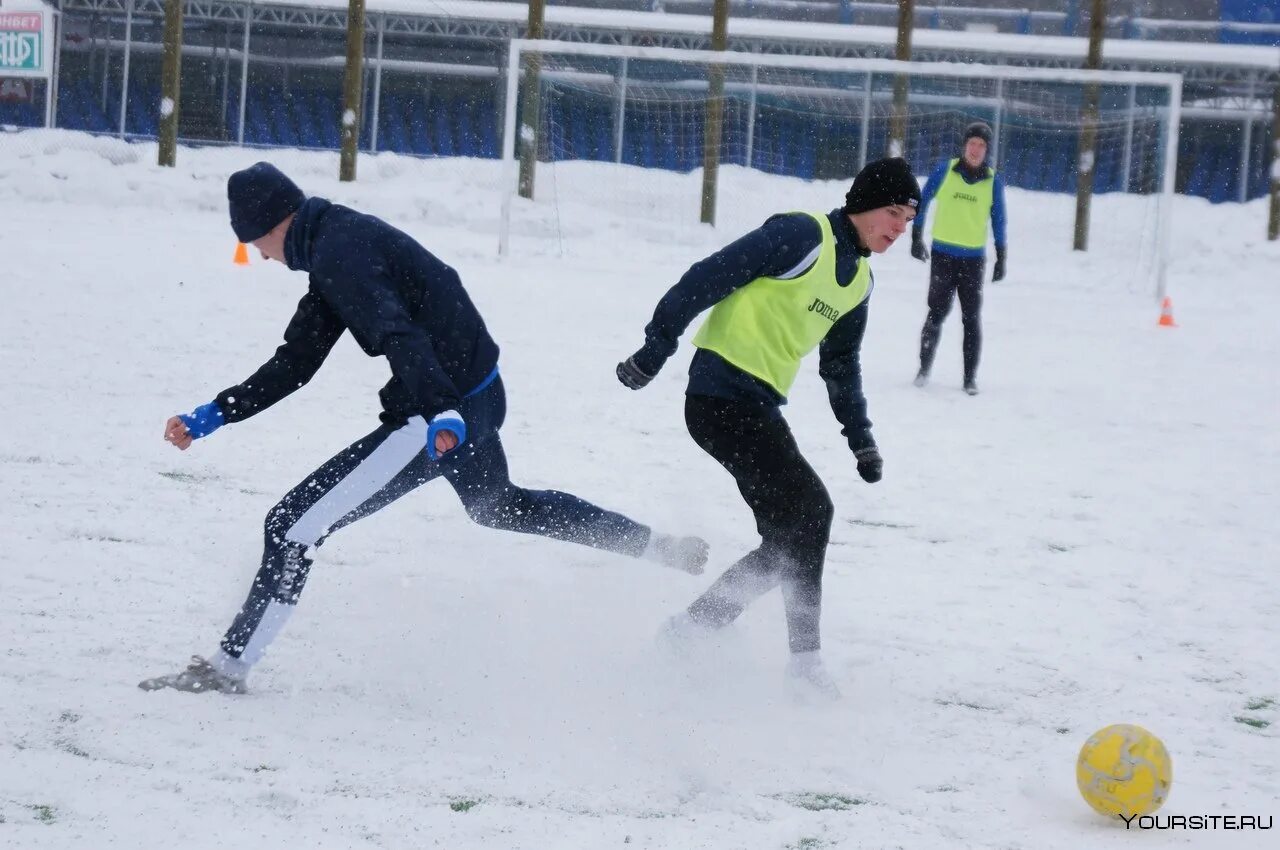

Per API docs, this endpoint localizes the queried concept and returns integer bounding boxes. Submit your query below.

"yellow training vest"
[930,159,996,250]
[692,212,872,397]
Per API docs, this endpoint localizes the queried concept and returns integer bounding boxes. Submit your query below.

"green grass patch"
[846,518,912,530]
[449,798,481,813]
[1234,715,1271,729]
[785,838,831,850]
[55,739,89,759]
[28,804,56,825]
[778,792,867,812]
[934,698,998,712]
[1244,697,1275,712]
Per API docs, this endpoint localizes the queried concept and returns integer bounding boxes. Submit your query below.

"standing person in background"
[140,162,708,695]
[616,158,921,699]
[910,121,1009,396]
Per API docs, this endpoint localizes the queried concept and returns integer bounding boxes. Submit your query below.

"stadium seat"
[378,94,409,153]
[558,100,580,160]
[415,97,438,155]
[0,100,40,126]
[294,96,323,148]
[244,96,271,145]
[1023,145,1047,191]
[640,117,659,169]
[1207,148,1234,203]
[1247,143,1268,200]
[752,111,775,173]
[312,93,341,149]
[1000,138,1025,188]
[478,101,499,158]
[1095,147,1119,193]
[432,100,456,156]
[592,105,612,162]
[457,101,480,158]
[53,84,86,131]
[1057,139,1078,193]
[272,94,300,147]
[126,86,159,137]
[1183,160,1208,199]
[797,117,820,179]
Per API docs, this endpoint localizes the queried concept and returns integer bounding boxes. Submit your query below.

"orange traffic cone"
[1157,296,1177,327]
[233,242,250,266]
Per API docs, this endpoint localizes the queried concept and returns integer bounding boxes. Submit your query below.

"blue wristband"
[178,402,225,440]
[426,410,466,461]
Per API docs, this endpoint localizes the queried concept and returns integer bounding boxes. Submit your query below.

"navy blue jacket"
[633,208,876,453]
[214,198,499,425]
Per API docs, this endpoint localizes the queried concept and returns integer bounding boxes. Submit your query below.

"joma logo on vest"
[807,297,841,322]
[952,191,979,203]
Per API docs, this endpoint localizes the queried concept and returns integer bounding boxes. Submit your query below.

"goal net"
[498,40,1182,297]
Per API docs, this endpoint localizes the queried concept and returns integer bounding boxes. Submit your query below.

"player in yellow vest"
[910,122,1009,395]
[616,158,921,698]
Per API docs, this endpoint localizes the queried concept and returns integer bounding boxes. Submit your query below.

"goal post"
[499,39,1182,299]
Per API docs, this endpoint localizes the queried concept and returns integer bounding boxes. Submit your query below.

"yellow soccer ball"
[1076,724,1173,818]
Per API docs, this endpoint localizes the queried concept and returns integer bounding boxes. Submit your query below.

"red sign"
[0,14,43,32]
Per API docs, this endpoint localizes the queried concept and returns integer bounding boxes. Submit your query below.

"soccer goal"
[498,39,1183,298]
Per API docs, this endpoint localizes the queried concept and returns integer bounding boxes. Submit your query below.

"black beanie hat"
[227,162,305,243]
[843,157,921,215]
[963,122,993,147]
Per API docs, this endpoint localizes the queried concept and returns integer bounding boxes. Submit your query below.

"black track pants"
[919,252,985,382]
[682,394,834,654]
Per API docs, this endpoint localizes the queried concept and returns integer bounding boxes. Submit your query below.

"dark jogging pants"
[919,252,985,383]
[219,375,650,668]
[682,394,834,654]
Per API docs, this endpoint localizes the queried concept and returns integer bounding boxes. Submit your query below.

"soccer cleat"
[913,371,929,388]
[649,534,709,575]
[963,380,980,396]
[138,656,247,695]
[786,652,842,701]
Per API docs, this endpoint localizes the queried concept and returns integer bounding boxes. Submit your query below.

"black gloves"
[910,230,929,262]
[992,246,1007,282]
[854,447,883,484]
[616,355,655,390]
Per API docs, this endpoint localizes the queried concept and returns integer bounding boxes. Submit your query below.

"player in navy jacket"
[140,163,708,694]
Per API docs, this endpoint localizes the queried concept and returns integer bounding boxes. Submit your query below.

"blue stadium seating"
[36,70,1275,203]
[1095,147,1120,193]
[432,100,456,156]
[457,101,480,158]
[0,100,41,126]
[1206,147,1235,203]
[378,94,410,153]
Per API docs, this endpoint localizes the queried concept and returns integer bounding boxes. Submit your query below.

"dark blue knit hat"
[843,157,921,215]
[963,122,993,147]
[227,162,305,243]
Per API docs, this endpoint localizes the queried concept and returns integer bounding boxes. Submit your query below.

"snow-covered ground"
[1,131,1276,849]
